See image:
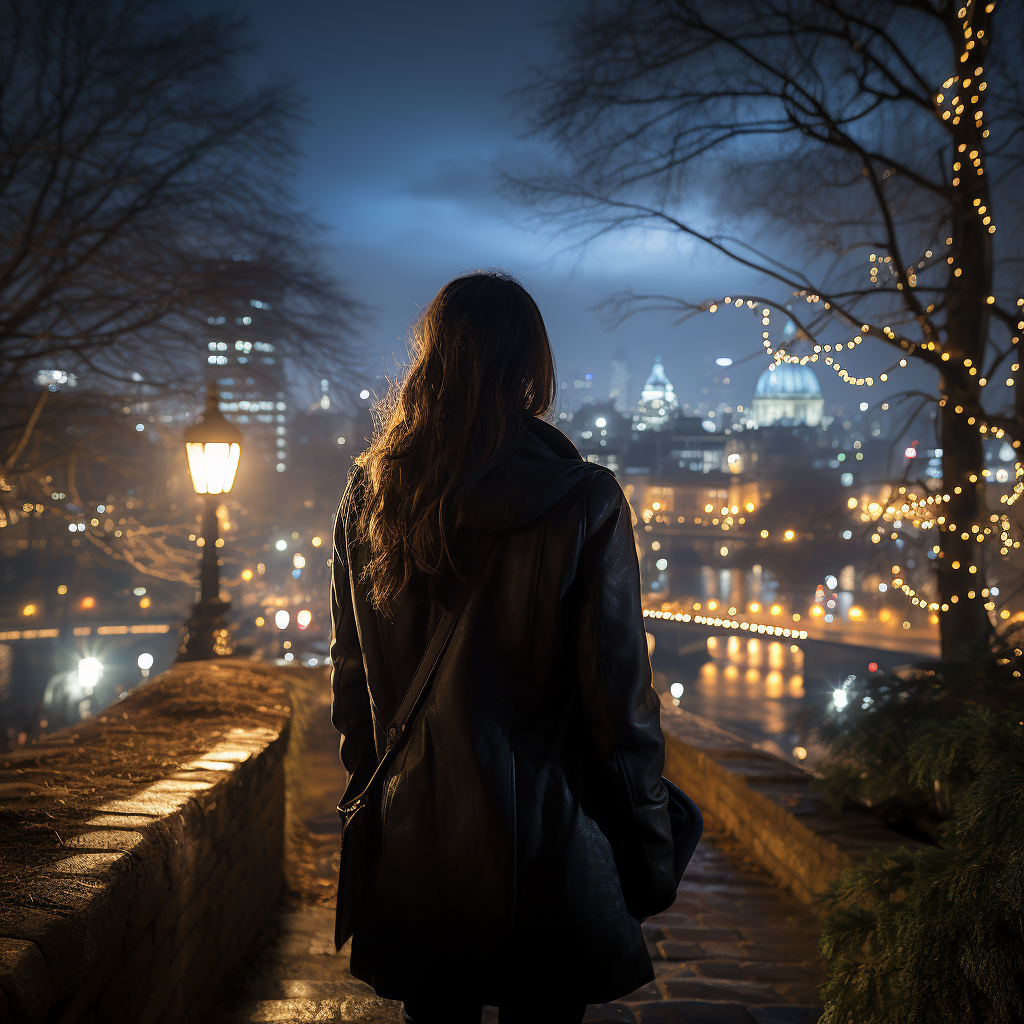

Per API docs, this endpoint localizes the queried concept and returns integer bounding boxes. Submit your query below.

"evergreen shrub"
[818,708,1024,1023]
[811,642,1022,836]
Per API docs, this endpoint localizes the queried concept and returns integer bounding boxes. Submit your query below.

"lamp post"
[177,383,242,662]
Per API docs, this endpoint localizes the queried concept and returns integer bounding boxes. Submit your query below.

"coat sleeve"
[573,471,677,919]
[330,486,374,779]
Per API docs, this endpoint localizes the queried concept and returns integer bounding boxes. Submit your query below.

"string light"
[643,607,808,640]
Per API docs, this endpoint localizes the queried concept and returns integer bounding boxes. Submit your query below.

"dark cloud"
[234,0,899,415]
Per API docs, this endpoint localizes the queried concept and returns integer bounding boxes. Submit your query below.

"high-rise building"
[633,355,679,432]
[203,266,289,474]
[609,347,631,413]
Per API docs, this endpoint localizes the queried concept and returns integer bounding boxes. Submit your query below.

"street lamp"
[177,383,242,661]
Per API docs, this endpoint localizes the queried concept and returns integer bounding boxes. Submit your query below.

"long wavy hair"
[353,271,557,611]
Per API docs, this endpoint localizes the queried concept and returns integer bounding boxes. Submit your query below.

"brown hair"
[353,271,556,610]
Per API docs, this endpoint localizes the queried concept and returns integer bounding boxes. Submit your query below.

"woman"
[330,272,676,1024]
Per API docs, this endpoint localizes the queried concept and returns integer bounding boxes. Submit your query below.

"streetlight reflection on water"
[659,634,814,765]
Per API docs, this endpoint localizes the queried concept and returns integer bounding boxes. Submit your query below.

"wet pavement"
[205,668,824,1023]
[205,816,824,1024]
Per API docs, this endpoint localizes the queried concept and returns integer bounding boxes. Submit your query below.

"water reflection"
[653,626,910,768]
[668,635,813,764]
[706,635,804,683]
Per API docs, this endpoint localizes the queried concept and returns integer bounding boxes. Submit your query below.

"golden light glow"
[849,606,864,620]
[81,596,95,610]
[139,597,151,609]
[241,569,253,581]
[57,585,67,595]
[748,601,761,613]
[255,616,265,627]
[186,441,241,495]
[22,604,36,616]
[311,536,323,547]
[783,529,795,541]
[769,604,782,616]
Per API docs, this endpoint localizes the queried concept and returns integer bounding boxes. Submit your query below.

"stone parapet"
[0,661,295,1024]
[659,696,925,908]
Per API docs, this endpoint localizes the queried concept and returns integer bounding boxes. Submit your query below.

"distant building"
[634,356,679,432]
[203,263,290,474]
[609,347,631,413]
[750,364,824,428]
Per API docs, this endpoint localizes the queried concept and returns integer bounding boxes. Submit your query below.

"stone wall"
[659,696,925,907]
[0,661,295,1024]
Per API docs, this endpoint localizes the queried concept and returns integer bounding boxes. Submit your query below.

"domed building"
[633,355,679,431]
[751,363,824,427]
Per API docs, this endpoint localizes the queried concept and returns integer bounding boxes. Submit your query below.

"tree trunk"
[937,388,993,660]
[937,51,995,661]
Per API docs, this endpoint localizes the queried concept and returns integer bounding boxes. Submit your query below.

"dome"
[754,364,821,398]
[643,355,673,391]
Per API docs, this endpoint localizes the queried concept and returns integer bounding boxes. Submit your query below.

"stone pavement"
[205,816,824,1024]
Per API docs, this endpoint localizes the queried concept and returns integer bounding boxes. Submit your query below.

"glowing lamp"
[78,657,102,690]
[185,385,242,495]
[177,383,243,662]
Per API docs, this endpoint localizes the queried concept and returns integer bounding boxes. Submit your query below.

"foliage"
[818,708,1024,1024]
[812,640,1023,833]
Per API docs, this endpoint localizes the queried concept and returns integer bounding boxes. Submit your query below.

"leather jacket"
[330,418,676,1003]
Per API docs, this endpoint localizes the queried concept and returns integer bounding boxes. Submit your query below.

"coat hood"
[456,418,606,533]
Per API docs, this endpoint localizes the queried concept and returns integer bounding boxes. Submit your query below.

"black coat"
[330,418,676,1004]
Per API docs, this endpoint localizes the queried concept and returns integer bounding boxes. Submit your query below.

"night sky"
[239,0,918,417]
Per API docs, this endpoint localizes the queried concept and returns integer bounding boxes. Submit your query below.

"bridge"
[643,606,941,660]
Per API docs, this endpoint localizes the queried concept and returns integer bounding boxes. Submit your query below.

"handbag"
[662,775,703,885]
[334,538,495,950]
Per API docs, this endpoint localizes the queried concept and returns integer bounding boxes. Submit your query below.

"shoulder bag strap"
[339,534,496,812]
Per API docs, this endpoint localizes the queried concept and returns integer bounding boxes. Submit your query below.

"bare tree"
[0,0,366,512]
[514,0,1024,659]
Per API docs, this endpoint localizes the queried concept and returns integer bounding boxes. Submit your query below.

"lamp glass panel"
[186,441,240,494]
[186,442,208,494]
[223,442,241,492]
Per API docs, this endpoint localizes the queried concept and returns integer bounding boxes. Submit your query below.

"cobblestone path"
[209,674,823,1022]
[206,817,823,1024]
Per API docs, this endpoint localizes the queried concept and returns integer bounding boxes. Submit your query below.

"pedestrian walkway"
[205,815,823,1024]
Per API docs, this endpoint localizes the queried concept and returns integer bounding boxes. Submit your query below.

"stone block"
[663,978,784,1004]
[657,942,709,961]
[634,1000,756,1023]
[662,927,744,944]
[749,1008,822,1023]
[584,1004,636,1022]
[0,938,52,1023]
